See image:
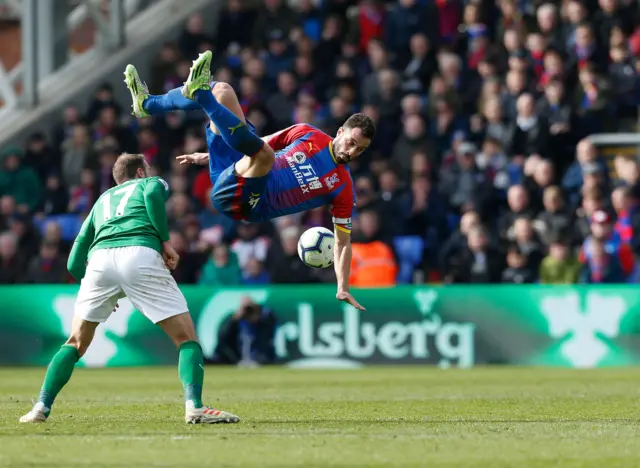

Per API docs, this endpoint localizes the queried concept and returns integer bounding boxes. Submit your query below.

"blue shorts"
[211,164,270,221]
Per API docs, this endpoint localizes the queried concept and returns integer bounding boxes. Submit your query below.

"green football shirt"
[67,176,170,280]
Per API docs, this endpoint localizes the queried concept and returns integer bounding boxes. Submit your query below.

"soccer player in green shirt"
[20,153,239,425]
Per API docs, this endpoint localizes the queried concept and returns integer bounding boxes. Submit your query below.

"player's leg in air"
[124,63,257,179]
[20,248,239,424]
[123,64,201,118]
[181,50,276,179]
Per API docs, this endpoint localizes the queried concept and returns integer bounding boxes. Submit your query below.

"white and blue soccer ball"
[297,227,335,268]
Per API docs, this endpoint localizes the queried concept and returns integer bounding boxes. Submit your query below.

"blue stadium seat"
[37,214,83,241]
[393,236,425,284]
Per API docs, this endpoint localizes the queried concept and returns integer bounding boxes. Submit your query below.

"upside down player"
[124,51,375,310]
[20,154,239,425]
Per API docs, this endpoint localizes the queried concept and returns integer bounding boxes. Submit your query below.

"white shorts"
[75,245,188,324]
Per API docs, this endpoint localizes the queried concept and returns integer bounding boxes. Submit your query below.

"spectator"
[611,186,640,250]
[41,221,71,255]
[0,147,42,214]
[350,210,397,287]
[536,79,577,173]
[499,184,533,240]
[85,83,121,124]
[440,210,481,276]
[539,235,581,284]
[211,297,276,366]
[451,225,505,283]
[534,186,573,245]
[580,209,635,277]
[230,223,270,271]
[179,13,213,59]
[562,138,606,207]
[252,0,298,49]
[402,175,447,239]
[23,242,68,284]
[402,33,437,94]
[0,232,28,284]
[242,257,270,285]
[24,132,58,182]
[574,63,611,134]
[537,3,564,51]
[264,30,296,89]
[169,231,206,284]
[0,195,16,232]
[267,71,298,128]
[609,45,639,125]
[580,236,626,283]
[198,244,242,286]
[502,243,537,284]
[391,114,431,176]
[39,173,69,217]
[511,217,545,273]
[504,93,550,160]
[440,141,493,216]
[376,168,406,237]
[385,0,437,66]
[267,225,320,283]
[61,124,94,189]
[524,158,556,212]
[53,105,81,151]
[215,0,255,52]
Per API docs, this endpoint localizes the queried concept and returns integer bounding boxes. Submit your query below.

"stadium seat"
[393,236,425,284]
[37,214,83,241]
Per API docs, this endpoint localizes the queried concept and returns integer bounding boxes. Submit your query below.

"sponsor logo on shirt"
[286,153,322,193]
[292,151,306,164]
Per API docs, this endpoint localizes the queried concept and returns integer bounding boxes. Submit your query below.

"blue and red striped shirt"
[259,124,356,233]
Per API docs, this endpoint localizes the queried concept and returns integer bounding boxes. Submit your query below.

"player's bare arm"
[176,152,209,165]
[334,227,365,311]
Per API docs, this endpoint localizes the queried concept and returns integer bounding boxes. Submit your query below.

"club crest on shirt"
[324,173,340,190]
[290,151,306,164]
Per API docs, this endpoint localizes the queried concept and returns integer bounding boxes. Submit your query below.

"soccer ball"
[297,227,335,268]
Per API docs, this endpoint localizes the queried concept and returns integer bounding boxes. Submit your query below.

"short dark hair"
[112,153,146,185]
[343,113,376,140]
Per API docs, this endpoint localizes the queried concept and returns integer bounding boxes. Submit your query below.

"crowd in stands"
[1,0,640,286]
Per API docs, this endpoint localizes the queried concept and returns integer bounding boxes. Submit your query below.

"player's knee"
[212,81,234,101]
[253,144,275,172]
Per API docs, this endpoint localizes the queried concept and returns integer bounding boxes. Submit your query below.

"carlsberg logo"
[275,301,475,368]
[540,292,627,368]
[196,289,475,368]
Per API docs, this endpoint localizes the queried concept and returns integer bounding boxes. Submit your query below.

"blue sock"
[193,89,264,156]
[143,87,201,115]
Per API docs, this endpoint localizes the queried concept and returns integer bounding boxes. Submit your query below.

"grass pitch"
[1,366,639,467]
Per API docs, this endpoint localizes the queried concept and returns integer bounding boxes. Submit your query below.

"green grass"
[1,367,639,467]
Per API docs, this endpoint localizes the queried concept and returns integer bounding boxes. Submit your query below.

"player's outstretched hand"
[176,153,209,165]
[162,241,180,270]
[336,291,366,311]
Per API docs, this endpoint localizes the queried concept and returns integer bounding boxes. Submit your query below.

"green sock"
[37,345,80,414]
[178,341,204,408]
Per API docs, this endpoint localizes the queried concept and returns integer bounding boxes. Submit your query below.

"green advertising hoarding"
[1,285,639,369]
